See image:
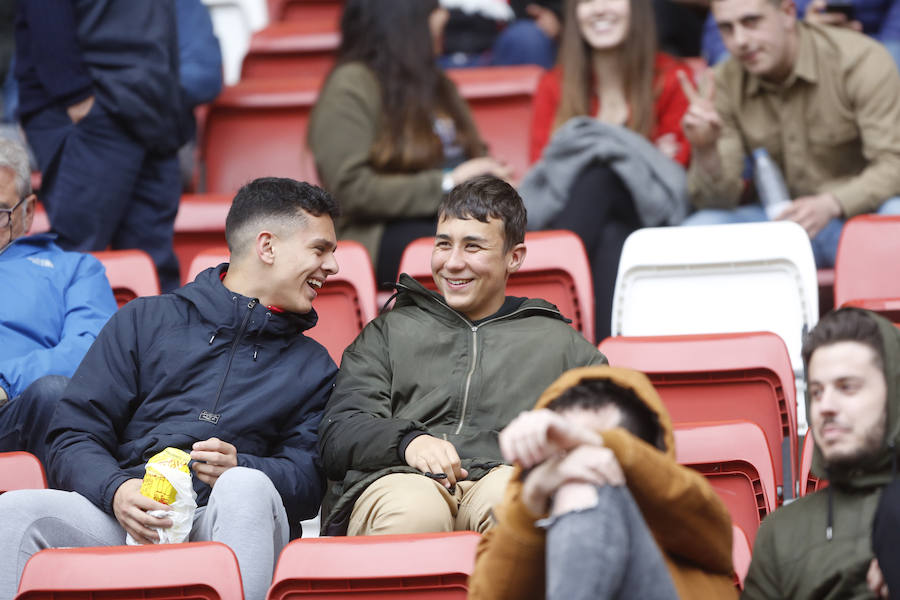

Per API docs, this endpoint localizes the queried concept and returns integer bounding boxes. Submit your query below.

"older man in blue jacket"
[0,178,341,600]
[0,137,116,467]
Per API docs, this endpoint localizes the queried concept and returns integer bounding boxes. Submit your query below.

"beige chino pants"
[347,465,514,536]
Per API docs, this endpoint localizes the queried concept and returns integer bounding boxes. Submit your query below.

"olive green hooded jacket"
[742,310,900,599]
[318,275,606,535]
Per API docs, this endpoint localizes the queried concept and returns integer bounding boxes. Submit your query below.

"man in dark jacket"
[742,307,900,599]
[15,0,185,291]
[319,175,606,536]
[0,178,340,600]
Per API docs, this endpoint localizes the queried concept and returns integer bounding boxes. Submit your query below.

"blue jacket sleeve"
[0,253,117,399]
[877,1,900,42]
[46,302,145,514]
[176,0,223,108]
[237,357,335,525]
[18,0,93,105]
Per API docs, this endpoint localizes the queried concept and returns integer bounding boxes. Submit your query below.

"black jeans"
[549,162,641,342]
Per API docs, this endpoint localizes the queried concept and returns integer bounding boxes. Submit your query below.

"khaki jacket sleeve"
[308,63,444,220]
[603,428,735,575]
[826,42,900,216]
[468,473,547,600]
[687,63,747,209]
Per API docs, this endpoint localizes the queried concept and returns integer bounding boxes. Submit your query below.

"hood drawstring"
[208,329,221,345]
[252,312,273,362]
[890,441,897,480]
[826,482,834,541]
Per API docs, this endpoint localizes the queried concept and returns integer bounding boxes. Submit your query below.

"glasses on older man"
[0,196,27,229]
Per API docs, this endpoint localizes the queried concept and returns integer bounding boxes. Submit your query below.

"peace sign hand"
[678,69,723,151]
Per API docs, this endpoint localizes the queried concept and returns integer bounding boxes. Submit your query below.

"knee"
[493,20,556,68]
[350,474,452,535]
[19,376,69,405]
[876,196,900,215]
[212,467,278,508]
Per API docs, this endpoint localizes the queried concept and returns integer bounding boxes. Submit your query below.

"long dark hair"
[335,0,484,172]
[554,0,658,138]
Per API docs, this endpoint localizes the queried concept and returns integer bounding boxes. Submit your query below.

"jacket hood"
[809,309,900,488]
[173,264,319,337]
[392,273,569,326]
[531,365,674,458]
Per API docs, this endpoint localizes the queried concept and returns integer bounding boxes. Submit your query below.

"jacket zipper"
[204,298,258,421]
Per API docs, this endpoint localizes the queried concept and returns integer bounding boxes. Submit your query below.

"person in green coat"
[318,176,606,536]
[742,307,900,599]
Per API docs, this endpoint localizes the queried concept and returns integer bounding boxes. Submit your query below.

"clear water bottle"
[753,148,792,220]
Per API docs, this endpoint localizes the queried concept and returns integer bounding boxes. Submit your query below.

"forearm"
[603,429,734,573]
[826,156,900,217]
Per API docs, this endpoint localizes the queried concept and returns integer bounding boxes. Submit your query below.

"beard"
[819,419,887,471]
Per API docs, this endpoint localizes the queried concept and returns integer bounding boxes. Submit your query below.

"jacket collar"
[173,264,319,338]
[0,232,57,259]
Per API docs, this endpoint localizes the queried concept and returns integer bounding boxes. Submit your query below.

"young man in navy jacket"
[0,178,340,600]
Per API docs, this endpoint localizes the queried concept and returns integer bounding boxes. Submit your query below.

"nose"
[733,25,749,49]
[814,386,839,416]
[323,249,339,276]
[444,245,466,271]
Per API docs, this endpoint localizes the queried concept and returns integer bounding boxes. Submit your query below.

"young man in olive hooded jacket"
[742,307,900,599]
[318,176,606,536]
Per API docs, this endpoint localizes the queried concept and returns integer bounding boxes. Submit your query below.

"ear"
[506,242,527,275]
[255,230,276,265]
[22,194,35,234]
[781,0,797,20]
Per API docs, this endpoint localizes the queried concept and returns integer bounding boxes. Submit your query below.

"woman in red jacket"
[529,0,692,341]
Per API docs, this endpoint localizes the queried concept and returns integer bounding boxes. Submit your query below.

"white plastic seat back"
[203,0,269,85]
[612,221,818,378]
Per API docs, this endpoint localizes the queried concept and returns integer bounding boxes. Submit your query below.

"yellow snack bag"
[139,447,191,505]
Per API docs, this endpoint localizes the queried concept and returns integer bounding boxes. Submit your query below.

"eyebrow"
[310,238,337,250]
[435,233,490,243]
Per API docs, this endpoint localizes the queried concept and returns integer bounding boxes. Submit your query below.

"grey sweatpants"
[544,485,679,600]
[0,467,288,600]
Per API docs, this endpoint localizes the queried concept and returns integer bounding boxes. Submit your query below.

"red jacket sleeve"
[529,70,562,164]
[652,55,692,167]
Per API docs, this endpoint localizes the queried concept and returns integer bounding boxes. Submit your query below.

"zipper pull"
[248,299,258,309]
[470,325,477,332]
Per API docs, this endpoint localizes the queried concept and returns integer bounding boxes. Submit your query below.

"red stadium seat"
[15,542,243,600]
[242,19,339,80]
[200,75,324,194]
[174,193,232,285]
[268,0,343,24]
[0,452,47,493]
[91,250,160,306]
[447,65,543,182]
[799,433,828,497]
[186,241,376,364]
[834,215,900,314]
[674,421,778,546]
[267,532,480,599]
[599,332,797,501]
[397,230,595,342]
[732,524,752,589]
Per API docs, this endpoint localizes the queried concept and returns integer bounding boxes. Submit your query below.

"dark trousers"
[24,103,181,292]
[0,375,68,472]
[549,162,641,342]
[376,218,436,289]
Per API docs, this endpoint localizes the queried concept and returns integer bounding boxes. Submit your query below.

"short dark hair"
[802,308,885,371]
[438,175,526,252]
[548,379,664,450]
[225,178,340,255]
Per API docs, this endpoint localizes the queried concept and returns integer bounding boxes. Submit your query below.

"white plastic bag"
[126,453,198,545]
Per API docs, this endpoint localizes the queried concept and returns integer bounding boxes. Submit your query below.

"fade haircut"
[0,137,32,198]
[225,178,340,256]
[802,308,885,371]
[548,379,664,451]
[438,175,526,252]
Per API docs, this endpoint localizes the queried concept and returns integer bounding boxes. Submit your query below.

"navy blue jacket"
[15,0,184,154]
[47,265,336,538]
